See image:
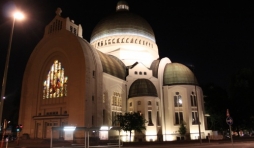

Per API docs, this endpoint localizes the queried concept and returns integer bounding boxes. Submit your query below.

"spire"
[55,8,62,16]
[116,0,129,11]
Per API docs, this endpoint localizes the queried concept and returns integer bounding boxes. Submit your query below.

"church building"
[19,1,210,141]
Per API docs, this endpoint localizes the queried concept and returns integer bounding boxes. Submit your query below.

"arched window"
[130,38,134,43]
[174,93,182,107]
[148,111,154,126]
[43,60,68,99]
[148,101,152,105]
[191,92,197,106]
[174,92,183,125]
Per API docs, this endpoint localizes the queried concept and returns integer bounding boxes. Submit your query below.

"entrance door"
[36,123,42,138]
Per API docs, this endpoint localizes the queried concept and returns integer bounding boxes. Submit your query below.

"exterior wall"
[162,85,205,141]
[102,73,127,126]
[91,35,159,68]
[128,96,160,141]
[126,63,159,97]
[18,28,101,139]
[156,57,171,140]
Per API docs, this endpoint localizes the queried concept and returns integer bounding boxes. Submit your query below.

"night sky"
[0,0,254,120]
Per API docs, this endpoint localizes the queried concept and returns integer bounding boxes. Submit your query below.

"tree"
[229,68,254,133]
[178,121,187,139]
[202,83,229,132]
[117,112,147,141]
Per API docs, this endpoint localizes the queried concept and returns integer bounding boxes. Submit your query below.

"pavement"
[3,136,254,148]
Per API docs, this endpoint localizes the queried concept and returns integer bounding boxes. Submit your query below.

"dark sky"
[0,0,254,105]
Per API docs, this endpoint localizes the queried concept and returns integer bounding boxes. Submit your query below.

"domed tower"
[161,63,206,141]
[90,0,159,67]
[128,79,161,141]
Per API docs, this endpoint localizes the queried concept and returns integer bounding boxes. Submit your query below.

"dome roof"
[97,51,126,80]
[129,79,158,98]
[90,1,155,43]
[163,63,198,85]
[150,59,160,78]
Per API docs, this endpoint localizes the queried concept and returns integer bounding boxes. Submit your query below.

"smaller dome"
[129,79,158,98]
[163,63,198,85]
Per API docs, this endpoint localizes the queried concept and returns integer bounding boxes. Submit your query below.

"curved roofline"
[163,83,199,86]
[91,29,155,43]
[90,3,155,43]
[163,62,198,85]
[128,78,158,98]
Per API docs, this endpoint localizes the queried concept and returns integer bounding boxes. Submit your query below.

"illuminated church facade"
[19,1,210,141]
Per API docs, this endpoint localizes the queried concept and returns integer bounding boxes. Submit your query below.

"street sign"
[226,117,233,125]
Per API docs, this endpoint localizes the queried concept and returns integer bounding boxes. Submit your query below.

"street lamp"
[0,11,24,129]
[186,64,202,143]
[177,95,182,124]
[194,84,202,144]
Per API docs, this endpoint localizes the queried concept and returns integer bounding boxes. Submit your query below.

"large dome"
[90,1,155,43]
[163,63,198,85]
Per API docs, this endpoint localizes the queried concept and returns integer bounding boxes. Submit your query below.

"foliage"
[202,83,229,131]
[229,68,254,132]
[201,68,254,135]
[178,121,187,136]
[117,112,147,140]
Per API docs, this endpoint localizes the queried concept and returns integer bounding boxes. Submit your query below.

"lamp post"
[177,95,182,124]
[0,11,24,130]
[194,84,202,144]
[189,64,202,144]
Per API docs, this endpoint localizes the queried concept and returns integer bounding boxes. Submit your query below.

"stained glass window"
[43,60,68,99]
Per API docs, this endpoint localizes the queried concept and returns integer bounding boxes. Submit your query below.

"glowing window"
[174,95,182,107]
[192,111,198,125]
[43,60,68,99]
[112,92,122,107]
